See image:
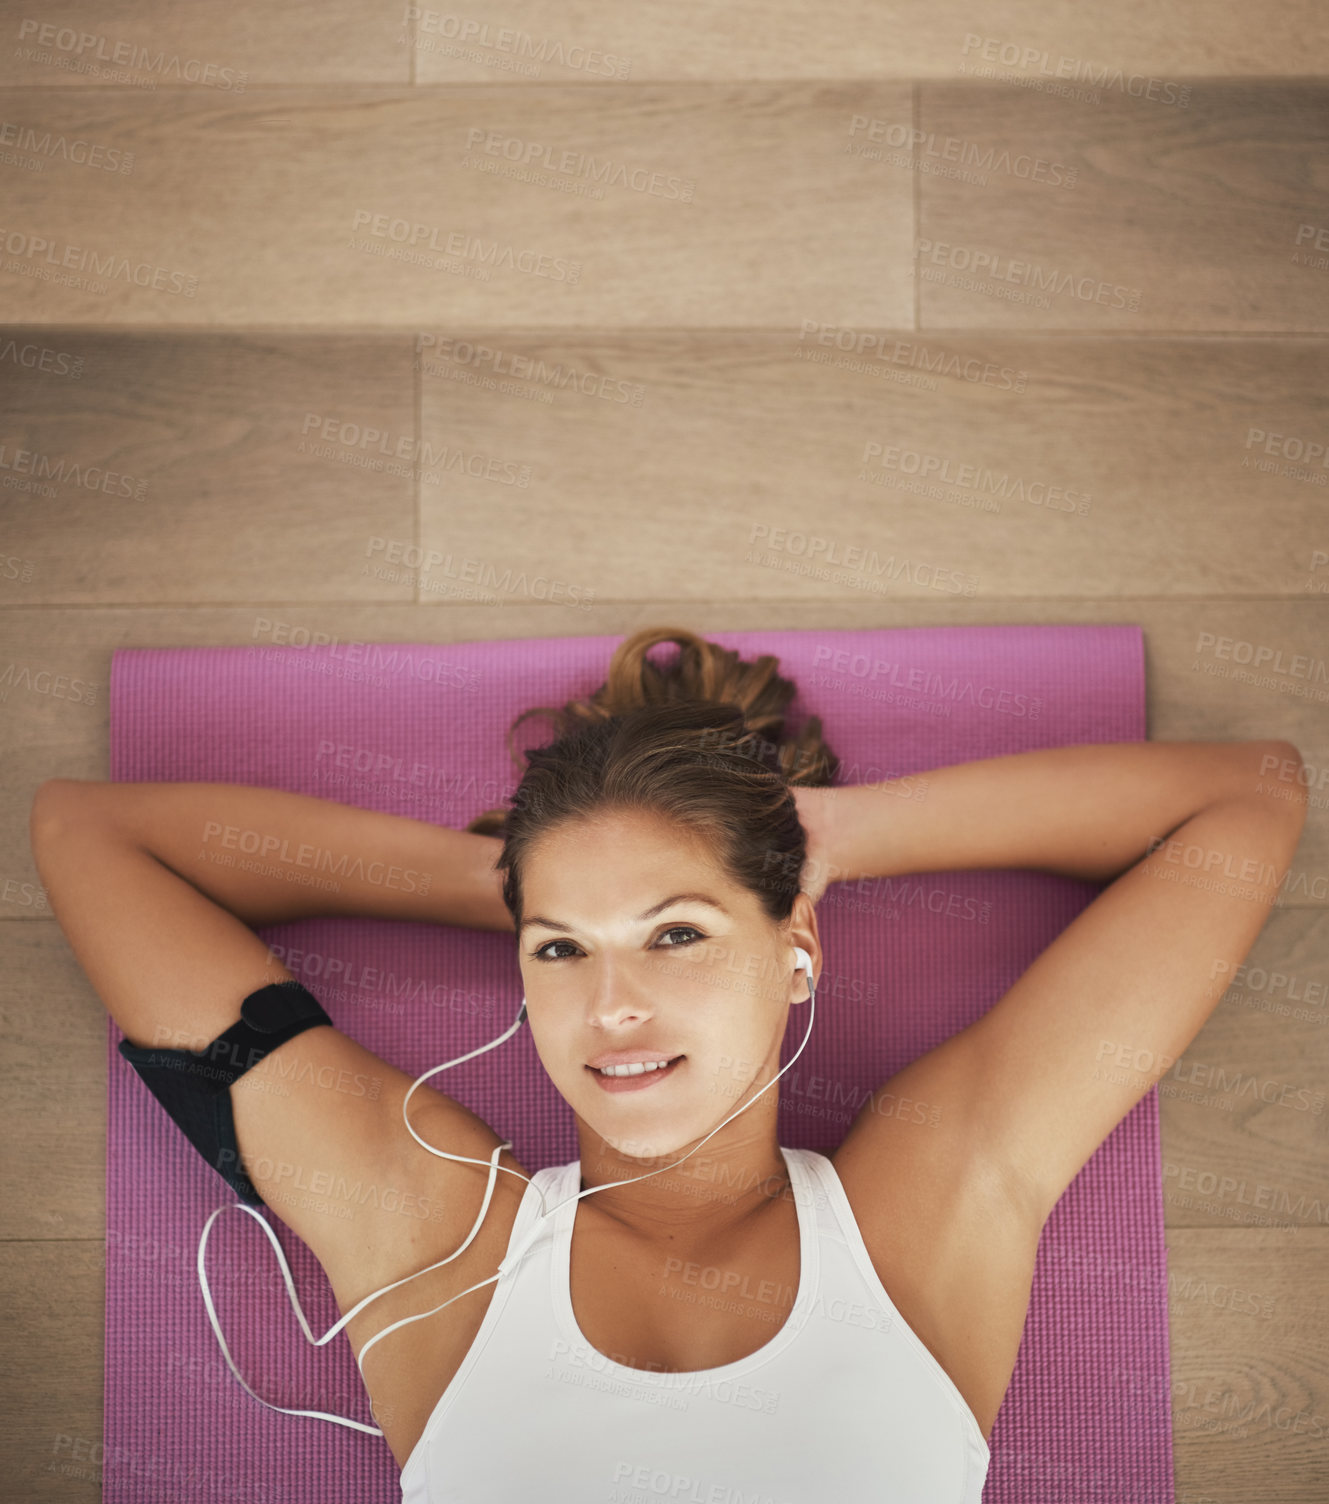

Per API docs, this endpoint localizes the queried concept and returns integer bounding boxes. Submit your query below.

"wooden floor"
[2,5,1327,1499]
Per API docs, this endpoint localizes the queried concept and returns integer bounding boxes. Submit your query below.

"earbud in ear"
[793,946,812,977]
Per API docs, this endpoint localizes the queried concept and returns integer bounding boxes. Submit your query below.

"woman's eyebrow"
[519,892,730,934]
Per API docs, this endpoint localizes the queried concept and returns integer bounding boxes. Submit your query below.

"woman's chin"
[578,1099,709,1166]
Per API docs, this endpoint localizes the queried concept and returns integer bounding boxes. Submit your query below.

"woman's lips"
[586,1056,686,1093]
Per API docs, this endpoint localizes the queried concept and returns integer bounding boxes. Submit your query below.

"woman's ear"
[787,898,821,999]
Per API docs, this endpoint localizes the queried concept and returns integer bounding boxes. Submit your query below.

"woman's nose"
[584,964,650,1027]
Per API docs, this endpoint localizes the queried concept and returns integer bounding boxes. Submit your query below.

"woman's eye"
[530,939,579,961]
[529,925,704,962]
[657,925,703,947]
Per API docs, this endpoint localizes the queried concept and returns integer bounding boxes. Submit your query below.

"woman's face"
[516,807,816,1162]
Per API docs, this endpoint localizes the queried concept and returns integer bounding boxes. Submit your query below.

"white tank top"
[400,1144,990,1503]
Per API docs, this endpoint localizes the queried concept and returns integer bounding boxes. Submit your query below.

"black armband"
[117,979,334,1207]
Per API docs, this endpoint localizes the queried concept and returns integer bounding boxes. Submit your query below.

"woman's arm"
[34,778,515,933]
[794,739,1294,887]
[28,777,520,1334]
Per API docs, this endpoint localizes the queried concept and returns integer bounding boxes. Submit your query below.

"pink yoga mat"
[104,625,1169,1503]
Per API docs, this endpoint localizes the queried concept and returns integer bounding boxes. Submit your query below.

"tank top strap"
[491,1159,573,1281]
[785,1145,854,1242]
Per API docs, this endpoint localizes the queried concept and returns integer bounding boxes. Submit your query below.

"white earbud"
[792,945,812,977]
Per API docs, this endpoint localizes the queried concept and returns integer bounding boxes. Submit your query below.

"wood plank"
[412,3,1329,85]
[4,3,1325,90]
[1155,907,1329,1230]
[0,334,416,604]
[5,334,1326,608]
[917,81,1329,331]
[4,335,1326,608]
[0,1240,103,1503]
[413,333,1329,602]
[0,3,412,87]
[0,924,107,1239]
[1163,1228,1329,1500]
[0,84,912,327]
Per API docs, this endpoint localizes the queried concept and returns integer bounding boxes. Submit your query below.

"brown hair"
[465,626,839,932]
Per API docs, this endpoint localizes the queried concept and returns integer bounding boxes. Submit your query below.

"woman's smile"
[586,1054,687,1093]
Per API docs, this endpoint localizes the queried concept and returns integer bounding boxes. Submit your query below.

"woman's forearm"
[37,778,515,932]
[801,739,1300,886]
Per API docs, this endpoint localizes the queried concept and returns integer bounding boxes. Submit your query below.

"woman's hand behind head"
[791,785,837,906]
